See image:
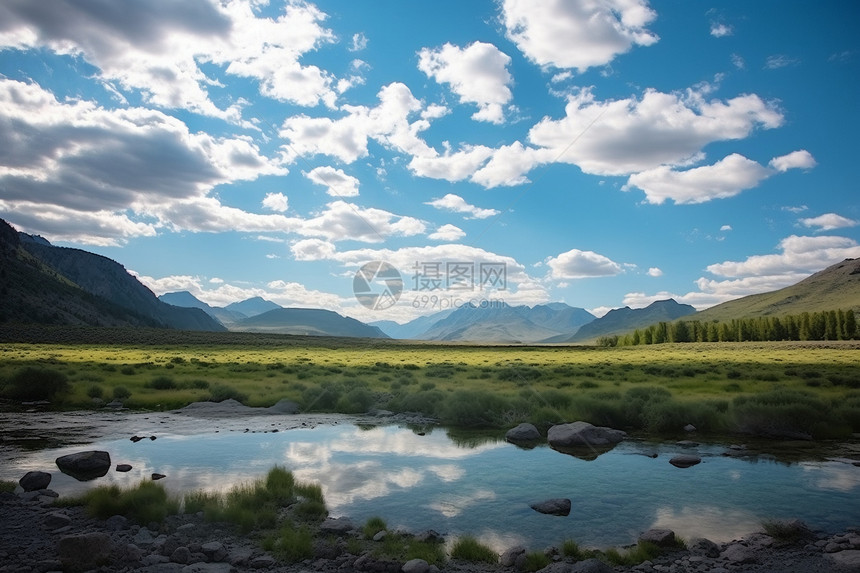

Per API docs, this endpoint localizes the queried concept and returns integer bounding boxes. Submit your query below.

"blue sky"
[1,0,858,323]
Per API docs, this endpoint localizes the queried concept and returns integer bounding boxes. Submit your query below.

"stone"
[320,516,354,535]
[45,511,72,529]
[58,532,114,572]
[55,450,111,480]
[684,424,697,432]
[201,541,228,562]
[116,464,133,472]
[152,473,167,480]
[547,421,626,448]
[669,454,701,468]
[415,530,444,544]
[828,550,860,571]
[570,558,614,573]
[500,545,526,567]
[182,564,233,573]
[506,423,541,442]
[638,528,676,547]
[402,558,430,573]
[105,515,129,531]
[536,563,574,573]
[250,556,277,569]
[373,530,388,541]
[171,547,192,564]
[530,498,572,516]
[688,537,720,558]
[19,470,51,492]
[721,543,757,564]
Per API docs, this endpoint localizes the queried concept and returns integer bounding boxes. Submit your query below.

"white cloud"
[428,224,466,242]
[720,225,733,232]
[765,54,799,69]
[799,213,858,231]
[425,194,499,219]
[529,87,784,177]
[408,146,495,182]
[769,150,817,172]
[546,249,623,279]
[731,54,745,69]
[647,267,663,277]
[290,238,336,261]
[304,166,361,197]
[418,41,513,124]
[710,23,733,37]
[262,192,289,212]
[298,201,426,243]
[350,32,368,52]
[707,235,860,278]
[500,0,658,72]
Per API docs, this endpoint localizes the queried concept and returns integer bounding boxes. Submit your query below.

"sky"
[1,0,859,324]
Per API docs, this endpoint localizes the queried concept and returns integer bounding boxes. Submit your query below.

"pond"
[1,410,858,552]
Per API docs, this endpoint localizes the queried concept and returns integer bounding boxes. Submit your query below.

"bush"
[732,390,837,438]
[363,516,387,539]
[440,390,513,427]
[450,536,498,564]
[113,386,131,400]
[2,367,69,401]
[86,384,104,399]
[209,384,248,403]
[302,384,341,411]
[82,481,178,524]
[148,376,177,390]
[336,387,375,414]
[269,522,314,563]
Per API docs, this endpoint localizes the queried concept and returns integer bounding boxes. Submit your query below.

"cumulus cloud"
[647,267,663,277]
[546,248,623,279]
[424,194,499,219]
[799,213,858,231]
[428,224,466,241]
[262,192,289,212]
[769,150,817,172]
[418,41,513,124]
[304,166,360,197]
[500,0,658,72]
[720,225,733,231]
[0,0,342,117]
[298,201,426,243]
[710,23,733,37]
[290,238,336,261]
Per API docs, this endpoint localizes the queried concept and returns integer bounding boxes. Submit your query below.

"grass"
[1,336,858,438]
[761,519,811,544]
[375,533,446,566]
[0,480,17,493]
[450,536,498,564]
[62,480,180,524]
[362,516,387,539]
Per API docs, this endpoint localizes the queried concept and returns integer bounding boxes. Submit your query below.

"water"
[2,414,858,552]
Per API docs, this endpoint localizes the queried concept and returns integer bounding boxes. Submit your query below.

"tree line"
[598,309,859,346]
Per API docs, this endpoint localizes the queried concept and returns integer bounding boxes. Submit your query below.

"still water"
[3,418,859,551]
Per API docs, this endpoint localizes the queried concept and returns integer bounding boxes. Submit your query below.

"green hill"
[694,258,860,322]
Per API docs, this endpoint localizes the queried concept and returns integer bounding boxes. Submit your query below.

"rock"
[570,558,614,573]
[268,398,301,414]
[201,541,228,562]
[55,450,111,480]
[170,546,191,564]
[182,564,233,573]
[116,464,133,472]
[536,563,574,573]
[684,424,697,432]
[828,550,860,571]
[676,440,699,447]
[45,511,72,530]
[19,470,51,492]
[506,423,541,442]
[320,516,354,535]
[500,545,526,567]
[721,543,757,564]
[547,421,626,448]
[415,530,444,544]
[58,532,114,572]
[669,454,701,468]
[131,436,145,442]
[373,530,388,542]
[105,515,129,531]
[638,528,676,547]
[688,537,720,558]
[402,558,430,573]
[530,498,571,516]
[152,473,167,480]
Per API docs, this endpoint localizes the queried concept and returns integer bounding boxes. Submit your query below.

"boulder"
[319,516,354,536]
[500,546,526,567]
[402,558,430,573]
[684,424,697,432]
[638,528,676,547]
[45,511,72,530]
[58,533,114,572]
[721,543,757,564]
[56,450,111,480]
[201,541,228,562]
[547,422,626,448]
[116,464,133,472]
[19,470,51,492]
[152,473,167,480]
[828,550,860,571]
[669,454,701,468]
[570,559,614,573]
[530,498,571,516]
[688,537,720,558]
[506,423,541,443]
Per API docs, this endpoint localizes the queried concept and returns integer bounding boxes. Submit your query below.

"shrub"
[520,551,550,571]
[270,522,314,563]
[336,387,375,414]
[86,384,104,399]
[440,390,513,427]
[302,384,341,411]
[3,367,69,401]
[82,481,178,524]
[392,390,444,417]
[113,386,131,400]
[450,536,498,564]
[363,516,387,539]
[209,384,248,403]
[120,366,136,375]
[148,376,177,390]
[733,390,835,438]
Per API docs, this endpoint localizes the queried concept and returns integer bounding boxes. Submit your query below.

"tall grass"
[73,481,179,524]
[450,536,498,564]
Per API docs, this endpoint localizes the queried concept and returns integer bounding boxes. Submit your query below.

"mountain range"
[3,217,858,342]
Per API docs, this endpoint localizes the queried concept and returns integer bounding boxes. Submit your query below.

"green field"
[1,328,859,439]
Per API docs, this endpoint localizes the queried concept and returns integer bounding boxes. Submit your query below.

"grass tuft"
[450,536,498,564]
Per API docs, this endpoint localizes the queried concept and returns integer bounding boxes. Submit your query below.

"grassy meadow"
[1,329,859,439]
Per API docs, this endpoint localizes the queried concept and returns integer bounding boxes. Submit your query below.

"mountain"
[370,309,454,339]
[692,258,860,322]
[231,308,388,338]
[558,299,696,343]
[224,296,282,317]
[158,291,247,326]
[414,302,595,343]
[0,219,224,331]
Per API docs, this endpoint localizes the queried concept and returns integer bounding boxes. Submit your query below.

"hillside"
[158,291,247,326]
[0,219,224,331]
[558,299,696,343]
[230,308,388,338]
[693,258,860,322]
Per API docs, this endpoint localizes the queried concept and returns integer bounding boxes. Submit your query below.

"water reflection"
[650,506,761,543]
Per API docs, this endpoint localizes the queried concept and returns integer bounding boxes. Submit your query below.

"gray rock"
[181,564,233,573]
[152,473,167,480]
[170,547,192,564]
[56,450,111,480]
[44,511,72,530]
[19,470,51,492]
[320,516,354,535]
[506,423,541,442]
[250,555,276,569]
[536,563,574,573]
[373,530,388,542]
[721,543,757,564]
[570,558,614,573]
[415,530,444,543]
[638,528,676,547]
[500,545,526,567]
[134,528,156,546]
[669,454,701,468]
[684,424,697,432]
[105,514,129,531]
[548,421,626,448]
[688,537,720,558]
[58,532,114,572]
[201,541,228,562]
[828,550,860,571]
[116,464,133,472]
[402,558,430,573]
[530,498,571,516]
